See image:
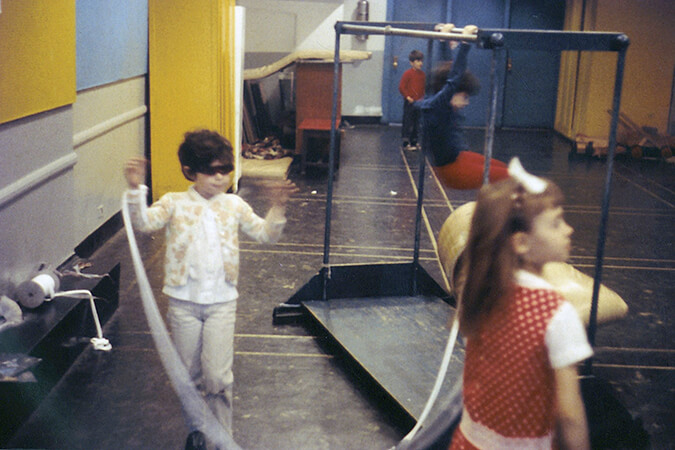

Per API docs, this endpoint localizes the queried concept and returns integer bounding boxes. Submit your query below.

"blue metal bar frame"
[326,22,629,375]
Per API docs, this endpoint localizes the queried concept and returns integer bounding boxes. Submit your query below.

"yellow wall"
[0,0,76,124]
[148,0,235,199]
[556,0,675,139]
[555,1,585,137]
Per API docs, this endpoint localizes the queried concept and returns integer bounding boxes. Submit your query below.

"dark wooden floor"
[6,125,674,449]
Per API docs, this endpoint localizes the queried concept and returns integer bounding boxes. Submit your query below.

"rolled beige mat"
[437,202,628,325]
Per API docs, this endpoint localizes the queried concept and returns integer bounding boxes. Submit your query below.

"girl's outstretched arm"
[554,365,590,449]
[264,179,299,221]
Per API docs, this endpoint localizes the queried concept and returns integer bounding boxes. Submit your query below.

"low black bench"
[0,263,119,446]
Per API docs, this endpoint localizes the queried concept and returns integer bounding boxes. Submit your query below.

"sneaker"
[185,430,207,450]
[405,144,418,151]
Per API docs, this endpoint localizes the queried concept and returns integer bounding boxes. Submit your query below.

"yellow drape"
[148,0,236,199]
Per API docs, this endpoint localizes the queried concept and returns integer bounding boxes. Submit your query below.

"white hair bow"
[508,157,548,194]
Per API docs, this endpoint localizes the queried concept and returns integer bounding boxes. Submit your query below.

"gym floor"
[7,125,673,449]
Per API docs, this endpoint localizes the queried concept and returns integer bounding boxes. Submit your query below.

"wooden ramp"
[303,295,465,425]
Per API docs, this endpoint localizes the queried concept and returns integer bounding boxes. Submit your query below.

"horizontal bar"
[335,22,629,53]
[339,21,438,31]
[338,23,478,42]
[477,29,629,52]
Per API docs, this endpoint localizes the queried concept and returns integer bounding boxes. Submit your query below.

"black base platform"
[275,262,465,426]
[0,263,120,446]
[305,295,464,424]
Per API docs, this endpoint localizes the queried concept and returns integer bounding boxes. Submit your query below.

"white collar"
[187,185,225,204]
[515,269,554,290]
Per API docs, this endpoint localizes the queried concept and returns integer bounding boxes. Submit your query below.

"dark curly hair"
[430,60,481,96]
[177,129,234,180]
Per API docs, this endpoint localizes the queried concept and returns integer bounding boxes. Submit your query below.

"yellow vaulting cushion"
[438,202,475,291]
[437,202,628,326]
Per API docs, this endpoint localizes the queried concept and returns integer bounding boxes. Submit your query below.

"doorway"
[382,0,565,129]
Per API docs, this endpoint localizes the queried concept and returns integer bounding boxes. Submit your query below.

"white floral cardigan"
[126,185,286,288]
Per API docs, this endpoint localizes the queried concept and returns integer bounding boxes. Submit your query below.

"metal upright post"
[584,37,629,375]
[411,145,426,295]
[482,35,504,185]
[321,23,342,301]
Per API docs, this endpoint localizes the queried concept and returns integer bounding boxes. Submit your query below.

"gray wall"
[0,108,78,293]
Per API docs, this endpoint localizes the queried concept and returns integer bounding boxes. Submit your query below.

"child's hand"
[463,24,478,35]
[266,179,299,208]
[436,24,460,49]
[435,23,455,33]
[124,157,147,189]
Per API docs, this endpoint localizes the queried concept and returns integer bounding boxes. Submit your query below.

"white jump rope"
[398,158,541,448]
[119,159,535,448]
[122,194,241,450]
[16,270,112,352]
[396,315,461,448]
[122,181,453,449]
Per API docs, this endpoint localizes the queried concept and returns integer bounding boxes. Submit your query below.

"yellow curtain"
[148,0,236,199]
[556,0,675,141]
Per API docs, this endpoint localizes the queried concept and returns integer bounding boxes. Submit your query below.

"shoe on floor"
[185,430,207,450]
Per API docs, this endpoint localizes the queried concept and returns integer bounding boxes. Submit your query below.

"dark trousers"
[401,101,420,145]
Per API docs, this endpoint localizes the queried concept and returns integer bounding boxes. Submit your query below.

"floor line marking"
[400,150,452,292]
[239,248,439,261]
[572,255,675,263]
[235,334,318,339]
[594,346,675,353]
[616,164,675,196]
[592,363,674,371]
[572,264,675,271]
[235,351,333,358]
[614,171,675,208]
[241,241,437,253]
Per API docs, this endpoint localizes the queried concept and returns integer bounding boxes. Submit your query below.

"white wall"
[237,0,387,117]
[72,77,147,241]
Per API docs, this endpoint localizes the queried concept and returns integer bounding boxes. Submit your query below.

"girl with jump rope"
[449,158,593,449]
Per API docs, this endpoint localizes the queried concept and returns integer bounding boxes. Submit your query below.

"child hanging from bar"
[419,24,509,190]
[449,158,592,449]
[123,129,297,449]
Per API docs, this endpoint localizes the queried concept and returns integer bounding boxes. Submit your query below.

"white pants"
[168,298,236,434]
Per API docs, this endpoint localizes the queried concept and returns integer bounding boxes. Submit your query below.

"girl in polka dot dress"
[450,158,593,449]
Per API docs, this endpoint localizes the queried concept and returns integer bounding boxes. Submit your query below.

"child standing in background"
[450,158,592,449]
[399,49,425,150]
[123,129,296,449]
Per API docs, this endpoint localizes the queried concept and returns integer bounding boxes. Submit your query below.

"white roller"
[15,271,60,308]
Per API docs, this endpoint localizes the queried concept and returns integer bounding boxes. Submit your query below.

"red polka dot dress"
[450,270,593,449]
